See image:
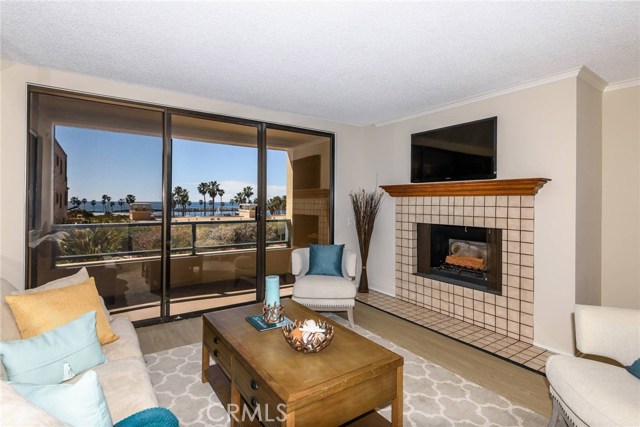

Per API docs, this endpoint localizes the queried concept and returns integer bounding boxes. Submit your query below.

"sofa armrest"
[575,304,640,366]
[0,381,66,426]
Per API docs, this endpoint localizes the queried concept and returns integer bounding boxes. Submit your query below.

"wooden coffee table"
[202,299,403,427]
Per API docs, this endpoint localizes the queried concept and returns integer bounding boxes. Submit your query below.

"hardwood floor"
[136,301,552,417]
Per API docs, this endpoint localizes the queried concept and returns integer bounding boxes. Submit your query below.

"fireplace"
[382,179,550,343]
[417,224,502,294]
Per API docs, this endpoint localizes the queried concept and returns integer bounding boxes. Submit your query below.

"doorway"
[25,86,335,323]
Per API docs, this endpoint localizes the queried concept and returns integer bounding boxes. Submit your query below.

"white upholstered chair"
[290,247,358,327]
[546,304,640,427]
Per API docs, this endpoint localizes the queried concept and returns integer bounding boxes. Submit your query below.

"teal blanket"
[115,407,178,427]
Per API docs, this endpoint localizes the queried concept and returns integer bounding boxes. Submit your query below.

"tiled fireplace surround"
[355,179,552,373]
[396,194,535,342]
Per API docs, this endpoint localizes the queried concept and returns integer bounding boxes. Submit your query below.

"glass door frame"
[24,85,336,325]
[163,108,266,319]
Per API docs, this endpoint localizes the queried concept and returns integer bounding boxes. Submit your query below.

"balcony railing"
[52,219,291,266]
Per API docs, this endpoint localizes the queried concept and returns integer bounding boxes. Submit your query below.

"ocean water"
[70,201,241,216]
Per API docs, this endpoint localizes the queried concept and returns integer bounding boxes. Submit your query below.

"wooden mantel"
[380,178,550,197]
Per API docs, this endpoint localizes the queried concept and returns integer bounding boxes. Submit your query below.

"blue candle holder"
[265,275,280,306]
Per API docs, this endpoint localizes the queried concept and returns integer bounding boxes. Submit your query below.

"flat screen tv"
[411,117,497,183]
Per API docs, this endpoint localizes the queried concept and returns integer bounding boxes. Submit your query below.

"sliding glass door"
[264,126,334,294]
[27,92,164,321]
[26,87,334,323]
[167,114,260,316]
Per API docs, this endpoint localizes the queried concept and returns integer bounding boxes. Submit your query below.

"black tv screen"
[411,117,497,183]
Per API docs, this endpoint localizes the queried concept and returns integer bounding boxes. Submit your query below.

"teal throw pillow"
[10,370,113,427]
[307,244,344,277]
[626,358,640,379]
[115,407,179,427]
[0,310,107,384]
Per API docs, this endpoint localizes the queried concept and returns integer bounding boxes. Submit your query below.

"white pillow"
[0,381,66,426]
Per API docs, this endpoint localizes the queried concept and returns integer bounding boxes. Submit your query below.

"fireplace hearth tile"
[356,291,552,374]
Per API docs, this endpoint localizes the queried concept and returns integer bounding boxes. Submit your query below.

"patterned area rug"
[144,315,547,427]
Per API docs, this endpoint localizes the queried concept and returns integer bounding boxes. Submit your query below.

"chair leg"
[347,307,355,328]
[548,397,562,427]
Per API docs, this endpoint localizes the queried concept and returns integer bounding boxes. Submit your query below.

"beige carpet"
[144,314,547,427]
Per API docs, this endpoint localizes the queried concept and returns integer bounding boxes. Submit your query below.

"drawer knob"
[213,350,220,358]
[250,396,258,408]
[250,379,259,390]
[213,336,220,344]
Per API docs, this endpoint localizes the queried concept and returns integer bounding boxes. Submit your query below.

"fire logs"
[445,255,485,271]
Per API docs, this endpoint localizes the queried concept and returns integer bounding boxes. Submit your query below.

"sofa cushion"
[0,310,107,385]
[293,274,356,299]
[24,267,113,322]
[5,277,118,345]
[546,355,640,426]
[308,244,344,277]
[76,356,159,423]
[0,380,67,426]
[0,279,21,342]
[103,317,144,362]
[10,370,112,427]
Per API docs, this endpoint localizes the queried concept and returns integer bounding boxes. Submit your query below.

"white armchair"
[290,247,358,327]
[546,304,640,427]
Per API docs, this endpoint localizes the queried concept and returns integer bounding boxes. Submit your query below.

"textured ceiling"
[1,1,638,126]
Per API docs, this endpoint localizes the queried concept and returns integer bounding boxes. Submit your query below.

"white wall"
[0,60,367,288]
[575,77,603,306]
[366,77,582,353]
[602,84,640,309]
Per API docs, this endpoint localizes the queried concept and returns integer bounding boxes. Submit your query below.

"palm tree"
[101,194,109,213]
[281,195,287,215]
[267,197,275,216]
[90,200,96,212]
[217,188,225,215]
[234,192,245,205]
[81,198,87,211]
[197,182,209,215]
[207,181,219,216]
[118,199,125,212]
[109,201,115,212]
[242,186,254,205]
[125,194,136,210]
[69,196,80,210]
[106,196,112,213]
[172,186,189,216]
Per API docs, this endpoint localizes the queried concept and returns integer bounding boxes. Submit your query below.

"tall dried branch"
[349,189,384,264]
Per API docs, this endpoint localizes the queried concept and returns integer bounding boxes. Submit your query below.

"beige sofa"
[0,278,158,425]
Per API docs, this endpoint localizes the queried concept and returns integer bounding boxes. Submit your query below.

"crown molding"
[374,67,585,127]
[577,66,607,91]
[604,78,640,92]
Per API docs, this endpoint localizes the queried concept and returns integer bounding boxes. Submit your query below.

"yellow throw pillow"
[5,277,118,345]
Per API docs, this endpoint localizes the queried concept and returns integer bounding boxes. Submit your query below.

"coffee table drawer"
[204,329,232,375]
[234,359,284,426]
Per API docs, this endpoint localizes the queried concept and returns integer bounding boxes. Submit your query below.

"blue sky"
[55,126,287,203]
